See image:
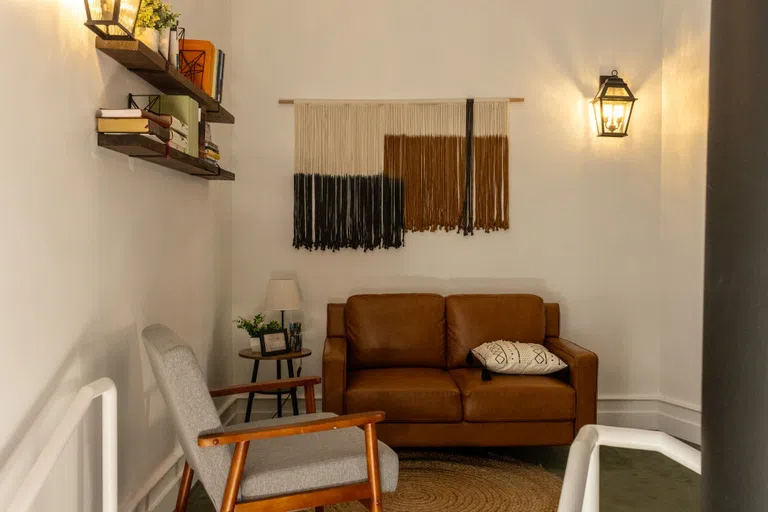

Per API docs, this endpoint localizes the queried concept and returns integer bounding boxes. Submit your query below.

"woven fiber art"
[293,99,509,251]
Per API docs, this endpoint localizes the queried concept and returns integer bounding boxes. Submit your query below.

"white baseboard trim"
[597,396,701,444]
[121,396,239,512]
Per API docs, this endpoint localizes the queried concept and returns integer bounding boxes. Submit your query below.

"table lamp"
[266,278,300,328]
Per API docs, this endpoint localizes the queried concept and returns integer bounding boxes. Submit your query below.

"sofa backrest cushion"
[346,293,446,369]
[446,294,546,368]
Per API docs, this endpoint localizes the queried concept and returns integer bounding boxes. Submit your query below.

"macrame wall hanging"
[290,98,515,251]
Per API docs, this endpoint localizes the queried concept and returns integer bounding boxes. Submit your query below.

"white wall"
[659,0,710,411]
[230,0,666,399]
[0,1,233,510]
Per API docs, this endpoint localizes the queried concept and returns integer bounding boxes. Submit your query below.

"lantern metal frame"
[83,0,143,40]
[591,70,637,138]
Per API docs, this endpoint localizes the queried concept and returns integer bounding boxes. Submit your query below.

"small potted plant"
[136,0,180,56]
[234,313,282,351]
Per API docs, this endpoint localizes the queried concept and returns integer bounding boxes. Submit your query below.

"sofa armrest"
[544,337,598,433]
[323,336,347,414]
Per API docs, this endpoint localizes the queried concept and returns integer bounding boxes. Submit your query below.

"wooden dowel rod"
[278,97,524,105]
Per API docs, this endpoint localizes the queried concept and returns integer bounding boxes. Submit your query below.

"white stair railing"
[7,378,118,512]
[558,424,701,512]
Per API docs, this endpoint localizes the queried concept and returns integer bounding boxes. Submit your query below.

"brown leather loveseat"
[322,293,598,447]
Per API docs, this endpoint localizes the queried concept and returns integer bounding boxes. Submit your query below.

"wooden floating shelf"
[98,134,235,181]
[95,38,235,124]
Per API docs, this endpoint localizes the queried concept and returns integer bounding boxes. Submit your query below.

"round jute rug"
[328,451,562,512]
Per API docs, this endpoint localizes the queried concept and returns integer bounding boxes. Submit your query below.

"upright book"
[156,95,200,158]
[180,39,216,97]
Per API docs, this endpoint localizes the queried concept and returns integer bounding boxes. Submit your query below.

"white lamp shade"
[266,279,300,311]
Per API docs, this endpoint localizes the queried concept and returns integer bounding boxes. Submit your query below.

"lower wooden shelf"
[97,134,235,181]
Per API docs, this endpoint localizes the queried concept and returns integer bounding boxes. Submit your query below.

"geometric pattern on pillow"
[471,340,567,375]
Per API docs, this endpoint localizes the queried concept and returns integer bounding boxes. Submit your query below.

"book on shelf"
[205,141,219,153]
[97,118,171,142]
[181,39,216,97]
[212,47,219,101]
[140,133,187,153]
[97,109,189,137]
[179,39,226,103]
[156,95,200,158]
[217,51,226,102]
[200,148,220,161]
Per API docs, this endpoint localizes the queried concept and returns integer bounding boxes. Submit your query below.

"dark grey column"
[703,1,768,510]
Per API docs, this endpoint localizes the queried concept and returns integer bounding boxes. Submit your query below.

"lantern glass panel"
[605,86,630,97]
[117,0,141,34]
[600,100,633,135]
[87,0,111,20]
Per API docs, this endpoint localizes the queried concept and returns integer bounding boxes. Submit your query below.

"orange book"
[180,39,216,97]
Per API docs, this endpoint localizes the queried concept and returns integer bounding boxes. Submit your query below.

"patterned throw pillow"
[471,341,567,375]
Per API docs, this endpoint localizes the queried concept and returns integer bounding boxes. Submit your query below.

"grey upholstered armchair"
[142,324,398,512]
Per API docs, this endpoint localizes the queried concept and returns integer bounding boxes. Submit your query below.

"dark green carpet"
[186,445,700,511]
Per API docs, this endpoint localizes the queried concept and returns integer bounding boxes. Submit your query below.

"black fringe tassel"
[293,174,404,251]
[459,98,475,236]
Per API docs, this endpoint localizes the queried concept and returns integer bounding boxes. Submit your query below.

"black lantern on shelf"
[591,70,637,137]
[83,0,143,40]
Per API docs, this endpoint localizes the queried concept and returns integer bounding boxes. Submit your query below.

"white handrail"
[7,378,118,512]
[558,424,701,512]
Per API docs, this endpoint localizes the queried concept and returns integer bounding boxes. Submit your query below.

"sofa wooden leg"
[176,462,194,512]
[364,424,383,512]
[315,507,325,512]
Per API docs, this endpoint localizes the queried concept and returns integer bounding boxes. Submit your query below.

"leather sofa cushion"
[446,294,546,368]
[450,368,575,422]
[345,368,463,423]
[346,294,446,369]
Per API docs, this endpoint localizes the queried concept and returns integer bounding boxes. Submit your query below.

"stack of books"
[181,40,226,102]
[201,122,220,164]
[97,109,189,153]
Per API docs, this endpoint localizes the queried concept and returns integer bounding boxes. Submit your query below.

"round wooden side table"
[237,348,312,421]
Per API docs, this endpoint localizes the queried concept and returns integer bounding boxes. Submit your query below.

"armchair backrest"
[142,324,232,510]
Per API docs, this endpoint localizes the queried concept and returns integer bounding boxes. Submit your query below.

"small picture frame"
[259,329,289,356]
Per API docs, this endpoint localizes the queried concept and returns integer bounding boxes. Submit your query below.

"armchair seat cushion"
[346,368,463,422]
[449,368,576,422]
[227,413,399,501]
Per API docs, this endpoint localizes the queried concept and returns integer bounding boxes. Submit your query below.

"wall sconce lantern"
[591,70,637,137]
[83,0,143,40]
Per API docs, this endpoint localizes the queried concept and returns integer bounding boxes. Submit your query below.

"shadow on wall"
[0,323,177,512]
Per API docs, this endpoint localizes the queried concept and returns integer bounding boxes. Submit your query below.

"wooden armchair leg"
[304,383,317,413]
[364,424,383,512]
[176,462,194,512]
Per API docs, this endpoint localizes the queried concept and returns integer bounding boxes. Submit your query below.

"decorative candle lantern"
[83,0,143,40]
[591,70,637,137]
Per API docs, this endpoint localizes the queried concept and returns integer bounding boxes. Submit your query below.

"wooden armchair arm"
[198,411,386,447]
[209,376,322,397]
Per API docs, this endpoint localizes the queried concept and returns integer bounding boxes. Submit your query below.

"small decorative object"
[266,278,301,327]
[468,341,567,380]
[83,0,143,40]
[260,330,289,356]
[292,99,510,251]
[234,313,281,351]
[289,322,303,352]
[168,27,180,68]
[136,0,180,55]
[591,70,637,137]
